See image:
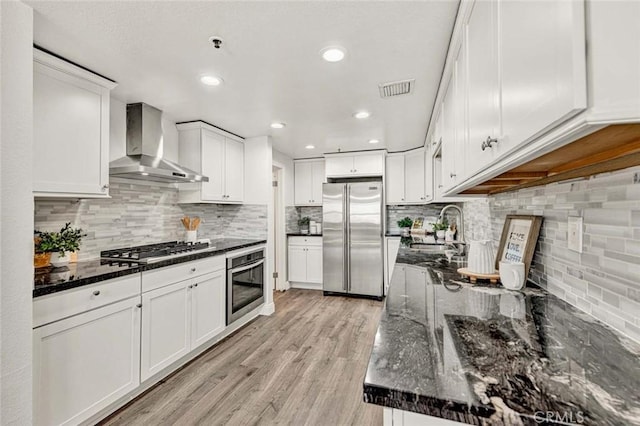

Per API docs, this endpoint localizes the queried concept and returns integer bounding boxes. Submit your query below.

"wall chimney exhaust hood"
[109,103,208,183]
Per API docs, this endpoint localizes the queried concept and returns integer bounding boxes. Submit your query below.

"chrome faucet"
[438,204,465,253]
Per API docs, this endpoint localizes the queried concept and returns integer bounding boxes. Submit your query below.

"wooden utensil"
[181,216,190,230]
[192,217,200,230]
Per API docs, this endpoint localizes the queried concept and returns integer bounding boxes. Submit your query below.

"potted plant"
[433,219,449,240]
[397,217,413,236]
[34,231,56,268]
[298,216,311,235]
[34,222,86,268]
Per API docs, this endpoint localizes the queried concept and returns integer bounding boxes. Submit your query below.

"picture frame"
[495,215,543,279]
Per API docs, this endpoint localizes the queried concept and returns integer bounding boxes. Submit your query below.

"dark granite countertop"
[33,238,266,298]
[287,233,323,237]
[364,247,640,425]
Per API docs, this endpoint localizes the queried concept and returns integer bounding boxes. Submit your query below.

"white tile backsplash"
[465,165,640,342]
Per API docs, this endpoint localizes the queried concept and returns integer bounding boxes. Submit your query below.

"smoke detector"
[379,79,415,98]
[209,36,223,49]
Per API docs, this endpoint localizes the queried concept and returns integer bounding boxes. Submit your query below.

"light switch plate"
[568,216,583,253]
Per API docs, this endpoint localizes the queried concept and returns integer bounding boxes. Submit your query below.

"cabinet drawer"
[142,255,225,293]
[289,236,323,247]
[33,274,141,328]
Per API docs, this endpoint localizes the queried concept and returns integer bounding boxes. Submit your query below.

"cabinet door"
[191,270,226,350]
[423,145,434,202]
[224,138,245,202]
[305,246,323,284]
[498,0,586,155]
[404,149,426,202]
[141,281,190,382]
[201,129,226,201]
[33,297,140,426]
[385,155,405,204]
[354,153,384,175]
[310,160,325,204]
[33,63,109,196]
[287,246,308,282]
[441,78,457,191]
[294,162,313,206]
[325,156,354,177]
[466,0,500,176]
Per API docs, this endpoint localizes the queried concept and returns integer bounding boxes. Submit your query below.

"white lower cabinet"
[33,296,141,426]
[141,269,226,382]
[141,281,190,382]
[288,236,323,288]
[383,408,465,426]
[191,269,226,350]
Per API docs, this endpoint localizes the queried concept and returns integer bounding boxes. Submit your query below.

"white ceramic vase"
[50,252,71,268]
[467,240,496,274]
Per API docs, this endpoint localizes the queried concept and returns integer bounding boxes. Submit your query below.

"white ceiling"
[27,1,459,159]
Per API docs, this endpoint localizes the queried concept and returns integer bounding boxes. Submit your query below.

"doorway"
[271,163,288,293]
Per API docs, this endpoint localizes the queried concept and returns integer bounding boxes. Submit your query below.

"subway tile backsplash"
[464,165,640,343]
[35,180,267,260]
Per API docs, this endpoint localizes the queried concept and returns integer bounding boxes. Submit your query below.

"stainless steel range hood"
[109,103,208,183]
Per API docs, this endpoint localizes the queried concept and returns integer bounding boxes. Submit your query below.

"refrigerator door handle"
[344,184,350,292]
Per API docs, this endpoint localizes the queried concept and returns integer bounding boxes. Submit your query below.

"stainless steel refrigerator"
[322,181,383,298]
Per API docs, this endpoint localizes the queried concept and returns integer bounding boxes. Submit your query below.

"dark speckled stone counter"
[364,247,640,425]
[34,238,266,298]
[286,233,323,237]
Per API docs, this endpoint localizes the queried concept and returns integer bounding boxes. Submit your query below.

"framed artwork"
[495,215,543,278]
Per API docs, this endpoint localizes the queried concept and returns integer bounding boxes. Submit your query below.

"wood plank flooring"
[100,289,384,426]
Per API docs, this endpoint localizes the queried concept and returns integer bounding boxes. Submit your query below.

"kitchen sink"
[409,243,449,252]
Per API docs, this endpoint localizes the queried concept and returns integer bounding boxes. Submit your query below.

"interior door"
[348,182,383,297]
[322,183,346,293]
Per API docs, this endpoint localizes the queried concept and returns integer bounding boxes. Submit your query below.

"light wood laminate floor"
[100,289,384,426]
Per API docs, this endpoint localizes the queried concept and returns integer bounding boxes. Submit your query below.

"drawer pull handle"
[190,267,197,272]
[93,290,101,296]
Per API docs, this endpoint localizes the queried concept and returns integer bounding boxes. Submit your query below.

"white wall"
[0,1,34,423]
[109,97,180,163]
[273,149,294,207]
[244,136,275,312]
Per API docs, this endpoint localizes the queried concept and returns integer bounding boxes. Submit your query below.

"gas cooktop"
[100,241,217,264]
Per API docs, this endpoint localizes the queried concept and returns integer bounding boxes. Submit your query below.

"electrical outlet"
[568,216,583,253]
[634,172,640,184]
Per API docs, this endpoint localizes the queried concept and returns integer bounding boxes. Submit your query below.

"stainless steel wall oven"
[226,248,265,324]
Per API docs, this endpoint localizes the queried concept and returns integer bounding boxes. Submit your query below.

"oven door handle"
[230,258,265,274]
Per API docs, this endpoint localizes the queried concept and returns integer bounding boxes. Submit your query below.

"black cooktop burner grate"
[101,241,211,262]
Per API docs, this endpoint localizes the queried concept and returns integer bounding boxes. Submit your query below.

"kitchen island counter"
[34,238,266,297]
[364,248,640,425]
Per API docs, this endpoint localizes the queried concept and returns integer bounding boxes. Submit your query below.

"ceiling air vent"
[378,79,415,98]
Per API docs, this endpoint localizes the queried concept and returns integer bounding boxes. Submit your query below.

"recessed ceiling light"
[368,139,380,144]
[270,122,286,129]
[305,145,315,149]
[320,46,346,62]
[353,111,370,119]
[141,172,149,176]
[200,75,223,86]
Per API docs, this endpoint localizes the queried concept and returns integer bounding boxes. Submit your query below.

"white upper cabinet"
[177,122,245,204]
[325,151,385,177]
[430,0,595,195]
[385,154,405,204]
[294,159,325,206]
[465,0,500,177]
[496,0,586,157]
[33,48,117,198]
[385,149,429,204]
